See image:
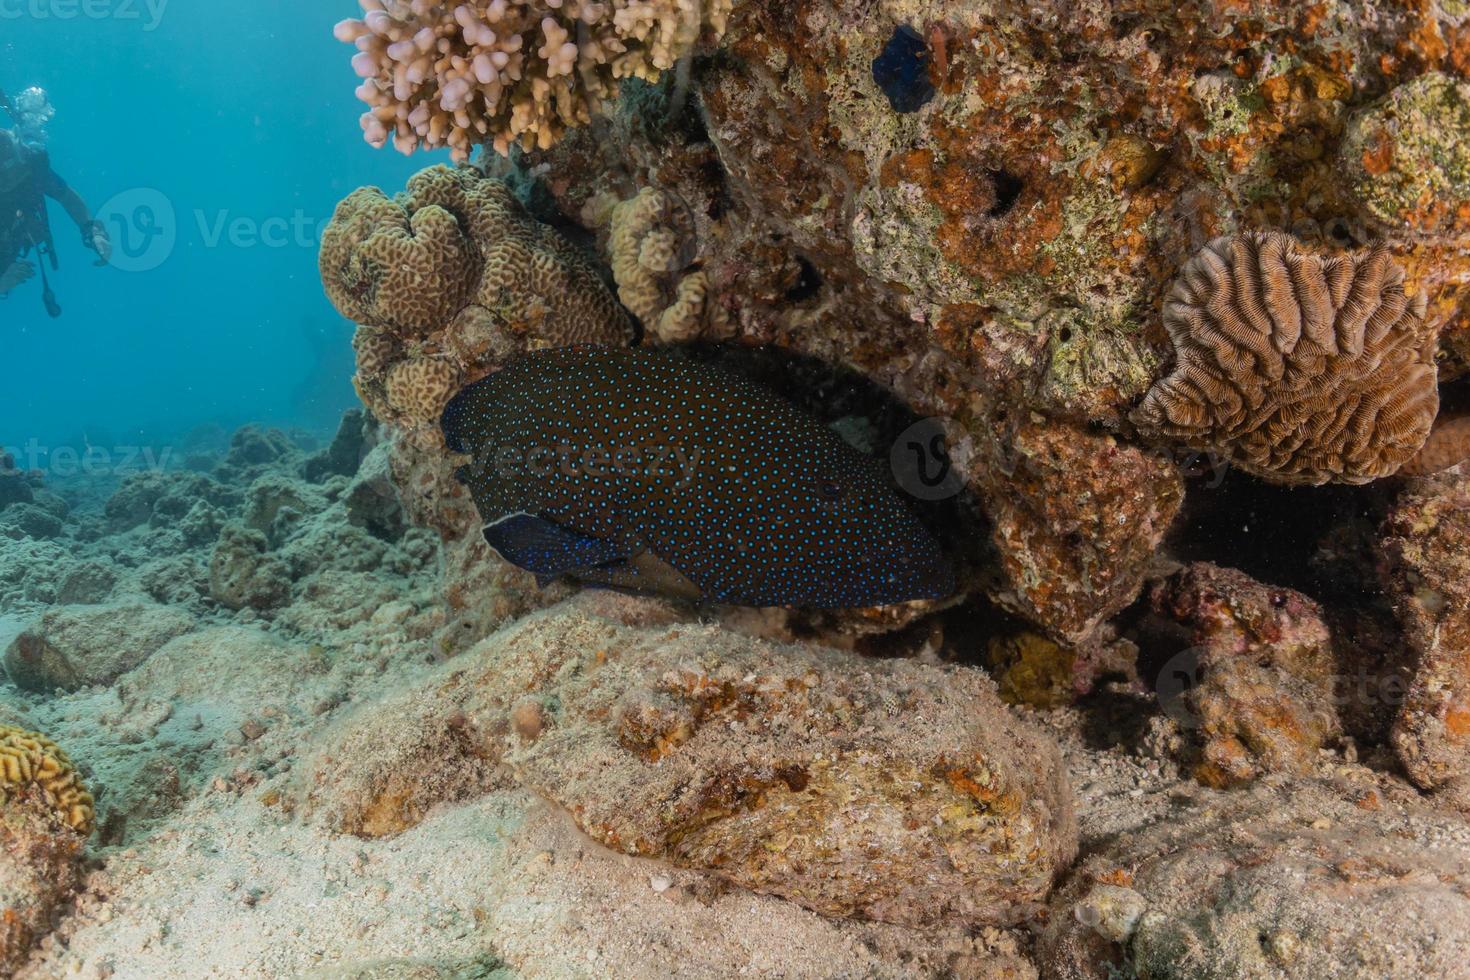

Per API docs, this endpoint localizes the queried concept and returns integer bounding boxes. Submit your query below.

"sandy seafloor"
[2,419,1467,980]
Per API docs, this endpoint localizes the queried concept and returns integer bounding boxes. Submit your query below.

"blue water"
[0,3,446,460]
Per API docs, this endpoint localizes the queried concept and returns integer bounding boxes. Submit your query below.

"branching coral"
[1133,232,1440,485]
[0,725,94,835]
[336,0,735,159]
[321,165,635,429]
[609,186,721,342]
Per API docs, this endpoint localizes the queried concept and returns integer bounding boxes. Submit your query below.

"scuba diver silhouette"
[0,86,111,318]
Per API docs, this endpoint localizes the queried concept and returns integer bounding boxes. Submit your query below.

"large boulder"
[208,524,292,611]
[4,603,196,692]
[301,597,1077,928]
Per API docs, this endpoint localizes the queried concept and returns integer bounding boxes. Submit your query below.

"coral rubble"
[1150,563,1342,787]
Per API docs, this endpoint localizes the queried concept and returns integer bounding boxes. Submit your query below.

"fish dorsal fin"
[482,513,631,578]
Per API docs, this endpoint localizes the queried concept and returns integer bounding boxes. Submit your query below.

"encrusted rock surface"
[0,791,88,975]
[302,596,1077,929]
[1040,776,1470,979]
[1149,563,1343,788]
[1382,469,1470,796]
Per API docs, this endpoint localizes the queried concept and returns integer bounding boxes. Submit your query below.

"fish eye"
[816,477,844,501]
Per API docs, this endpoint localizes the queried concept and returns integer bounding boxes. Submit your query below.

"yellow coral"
[0,726,94,835]
[319,186,477,336]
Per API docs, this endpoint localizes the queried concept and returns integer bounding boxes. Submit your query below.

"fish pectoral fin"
[573,551,707,602]
[482,513,632,578]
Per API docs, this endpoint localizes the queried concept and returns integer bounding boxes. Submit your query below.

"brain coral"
[336,0,735,159]
[0,725,94,835]
[1133,232,1440,486]
[321,165,635,430]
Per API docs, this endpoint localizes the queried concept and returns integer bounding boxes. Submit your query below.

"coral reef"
[1040,777,1470,979]
[336,0,734,157]
[16,0,1470,972]
[1381,470,1470,796]
[1149,563,1341,788]
[1133,232,1440,485]
[320,166,635,433]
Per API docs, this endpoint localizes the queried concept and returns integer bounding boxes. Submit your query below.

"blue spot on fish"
[442,347,955,609]
[872,25,936,114]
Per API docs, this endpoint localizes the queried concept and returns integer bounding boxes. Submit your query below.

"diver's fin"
[482,513,631,578]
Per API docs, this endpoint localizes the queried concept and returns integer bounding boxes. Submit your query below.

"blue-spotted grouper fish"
[440,347,955,608]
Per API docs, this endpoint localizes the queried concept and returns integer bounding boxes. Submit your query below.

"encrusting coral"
[1133,231,1440,485]
[609,186,722,341]
[335,0,735,159]
[320,165,635,430]
[0,725,94,835]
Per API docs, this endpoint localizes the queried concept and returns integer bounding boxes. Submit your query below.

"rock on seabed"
[304,597,1078,929]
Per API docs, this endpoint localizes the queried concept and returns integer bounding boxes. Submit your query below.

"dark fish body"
[441,347,954,608]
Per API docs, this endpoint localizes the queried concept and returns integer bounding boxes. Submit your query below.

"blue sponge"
[872,25,936,114]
